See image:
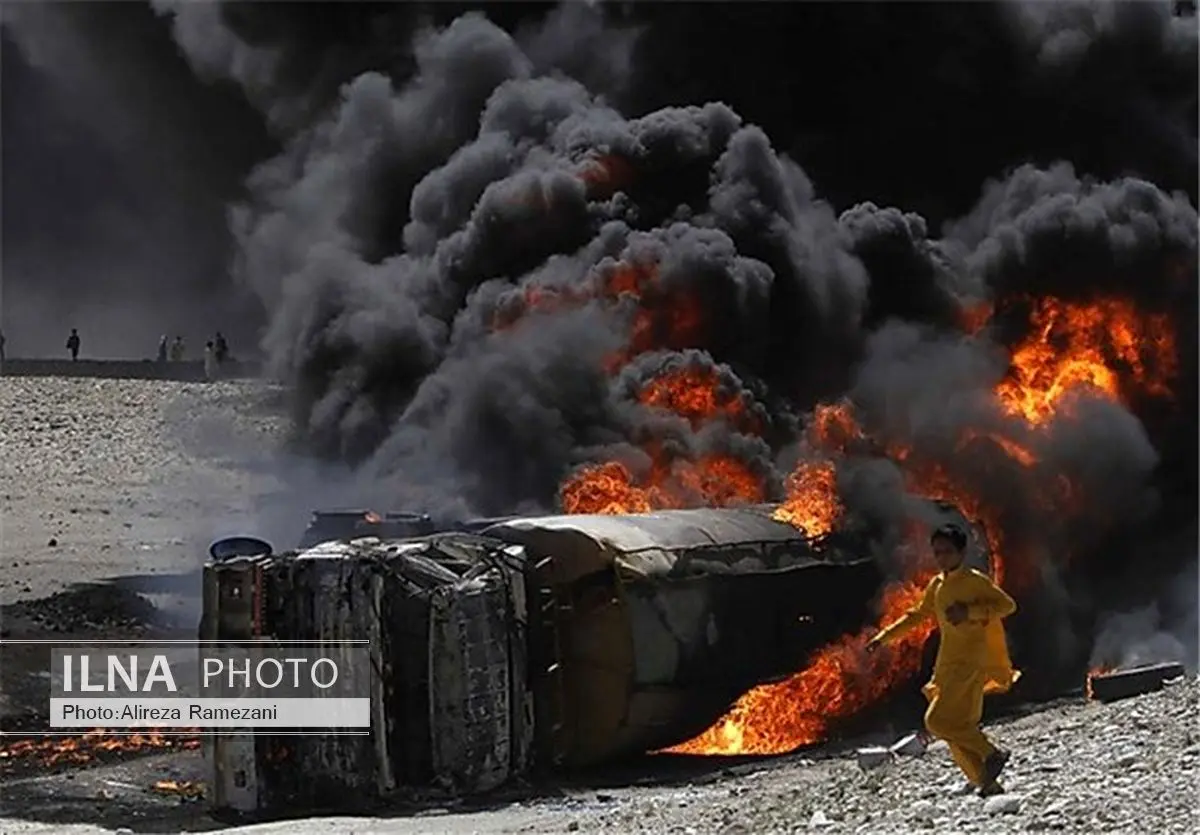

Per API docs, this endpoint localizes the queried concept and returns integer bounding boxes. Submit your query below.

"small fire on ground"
[151,779,205,799]
[1086,665,1117,700]
[0,730,201,770]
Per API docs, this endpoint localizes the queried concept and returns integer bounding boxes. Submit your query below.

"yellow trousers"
[923,668,998,786]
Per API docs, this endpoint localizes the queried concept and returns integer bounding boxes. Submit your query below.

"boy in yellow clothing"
[867,523,1020,796]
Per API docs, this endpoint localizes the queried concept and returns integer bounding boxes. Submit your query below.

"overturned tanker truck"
[202,500,984,817]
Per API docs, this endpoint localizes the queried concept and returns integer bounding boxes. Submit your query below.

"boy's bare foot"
[983,748,1011,785]
[978,780,1005,798]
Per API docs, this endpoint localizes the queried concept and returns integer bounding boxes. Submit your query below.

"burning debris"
[1085,665,1117,701]
[3,0,1187,805]
[123,10,1194,718]
[150,779,205,799]
[663,576,937,756]
[570,288,1184,756]
[1085,663,1187,703]
[200,498,976,814]
[199,58,1195,773]
[0,730,201,772]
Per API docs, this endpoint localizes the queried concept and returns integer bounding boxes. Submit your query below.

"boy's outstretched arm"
[867,578,937,650]
[967,572,1017,621]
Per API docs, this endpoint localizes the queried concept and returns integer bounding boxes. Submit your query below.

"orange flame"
[958,429,1038,468]
[491,260,705,370]
[806,401,865,454]
[601,263,705,372]
[560,355,765,515]
[1085,664,1117,700]
[638,365,761,434]
[151,779,205,798]
[958,300,995,335]
[560,291,1178,756]
[996,297,1176,424]
[0,730,201,770]
[772,459,841,538]
[559,451,765,515]
[665,573,936,755]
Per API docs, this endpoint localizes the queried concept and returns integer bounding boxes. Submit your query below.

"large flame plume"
[555,286,1179,756]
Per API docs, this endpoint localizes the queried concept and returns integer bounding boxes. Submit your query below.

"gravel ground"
[0,677,1195,834]
[0,376,291,609]
[482,676,1199,835]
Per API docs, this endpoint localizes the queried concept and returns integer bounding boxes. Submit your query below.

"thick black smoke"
[12,1,1198,689]
[0,2,274,356]
[623,0,1198,220]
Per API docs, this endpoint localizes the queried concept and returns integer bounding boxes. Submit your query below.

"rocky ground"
[0,677,1195,834]
[488,675,1199,835]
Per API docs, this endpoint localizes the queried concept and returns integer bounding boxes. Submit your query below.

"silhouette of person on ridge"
[66,329,81,361]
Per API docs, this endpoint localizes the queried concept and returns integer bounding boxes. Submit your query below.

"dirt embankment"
[0,360,260,383]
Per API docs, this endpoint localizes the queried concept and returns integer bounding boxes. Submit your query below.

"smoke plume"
[8,0,1197,692]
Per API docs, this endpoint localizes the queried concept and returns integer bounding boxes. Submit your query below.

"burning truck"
[202,498,985,816]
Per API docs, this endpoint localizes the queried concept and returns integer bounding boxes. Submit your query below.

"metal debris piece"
[855,745,892,770]
[889,732,927,757]
[1087,662,1186,703]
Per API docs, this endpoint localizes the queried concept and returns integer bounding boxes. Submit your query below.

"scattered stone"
[910,799,935,822]
[891,732,928,757]
[983,794,1022,815]
[856,746,892,770]
[1044,799,1070,816]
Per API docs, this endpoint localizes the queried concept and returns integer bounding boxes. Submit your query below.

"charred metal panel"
[202,556,267,815]
[428,544,532,793]
[253,556,391,810]
[203,536,532,819]
[429,579,510,791]
[622,557,883,690]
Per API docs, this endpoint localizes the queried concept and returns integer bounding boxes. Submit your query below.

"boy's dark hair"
[930,523,968,552]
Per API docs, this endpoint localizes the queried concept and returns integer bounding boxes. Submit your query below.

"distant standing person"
[203,340,218,381]
[169,335,185,362]
[214,331,229,365]
[157,334,168,363]
[66,329,81,361]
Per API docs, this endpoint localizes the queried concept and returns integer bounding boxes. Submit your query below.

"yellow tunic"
[870,566,1020,787]
[872,566,1020,694]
